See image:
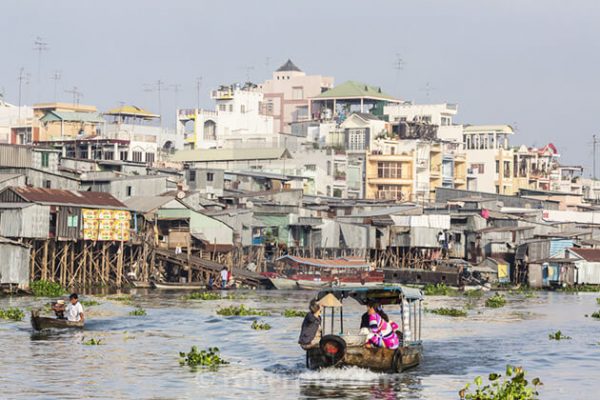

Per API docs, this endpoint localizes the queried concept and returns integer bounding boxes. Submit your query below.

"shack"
[0,237,29,291]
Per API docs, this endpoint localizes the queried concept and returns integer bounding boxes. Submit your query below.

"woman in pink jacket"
[365,302,399,349]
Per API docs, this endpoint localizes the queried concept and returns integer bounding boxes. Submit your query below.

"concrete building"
[258,59,334,134]
[0,99,36,144]
[384,102,463,143]
[34,103,104,141]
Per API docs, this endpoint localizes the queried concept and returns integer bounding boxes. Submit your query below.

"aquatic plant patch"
[251,320,271,330]
[591,310,600,319]
[283,309,307,318]
[423,283,457,296]
[216,305,271,316]
[179,346,228,369]
[596,298,600,305]
[0,307,25,321]
[548,330,571,340]
[82,337,103,346]
[427,307,467,317]
[485,293,506,308]
[30,280,65,297]
[559,284,600,293]
[129,307,147,316]
[183,292,221,301]
[80,300,100,307]
[464,289,484,298]
[459,365,542,400]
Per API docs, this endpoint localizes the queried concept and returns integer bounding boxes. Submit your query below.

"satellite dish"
[177,191,186,199]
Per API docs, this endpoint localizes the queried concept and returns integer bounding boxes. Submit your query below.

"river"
[0,290,598,399]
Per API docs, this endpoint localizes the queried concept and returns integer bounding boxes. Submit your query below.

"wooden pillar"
[117,240,124,287]
[42,240,49,281]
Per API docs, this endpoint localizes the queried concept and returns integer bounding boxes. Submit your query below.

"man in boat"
[298,299,321,350]
[65,293,85,323]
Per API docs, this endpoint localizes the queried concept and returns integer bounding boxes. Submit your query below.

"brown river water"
[0,290,599,399]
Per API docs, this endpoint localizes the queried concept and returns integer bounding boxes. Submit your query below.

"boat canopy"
[316,285,424,305]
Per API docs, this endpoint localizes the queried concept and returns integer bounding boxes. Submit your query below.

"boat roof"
[316,285,423,305]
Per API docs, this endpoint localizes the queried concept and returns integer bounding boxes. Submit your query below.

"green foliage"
[464,289,484,298]
[129,307,147,316]
[82,337,103,346]
[427,307,467,317]
[596,298,600,305]
[548,330,571,340]
[30,280,65,297]
[559,284,600,293]
[508,287,537,298]
[179,346,228,369]
[283,309,307,318]
[591,310,600,319]
[183,292,221,301]
[80,300,100,307]
[423,283,456,296]
[251,320,271,330]
[485,294,506,308]
[459,365,543,400]
[216,305,270,317]
[0,307,25,321]
[109,295,133,305]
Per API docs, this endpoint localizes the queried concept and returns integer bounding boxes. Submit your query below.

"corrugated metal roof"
[6,187,125,209]
[277,255,371,269]
[104,105,159,119]
[313,81,398,101]
[124,195,175,213]
[171,148,291,163]
[0,174,23,184]
[39,110,105,124]
[568,248,600,262]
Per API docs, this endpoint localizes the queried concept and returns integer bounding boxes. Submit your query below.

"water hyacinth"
[183,292,221,301]
[179,346,228,369]
[216,305,270,317]
[423,283,456,296]
[548,330,571,340]
[82,337,103,346]
[591,311,600,319]
[459,365,542,400]
[80,300,100,307]
[426,307,467,317]
[30,280,65,297]
[485,293,506,308]
[0,307,25,321]
[129,307,147,316]
[251,320,271,330]
[283,309,307,318]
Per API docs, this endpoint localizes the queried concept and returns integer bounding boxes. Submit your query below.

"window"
[228,104,233,112]
[240,104,246,113]
[120,151,128,161]
[41,152,49,168]
[305,164,316,171]
[376,184,405,200]
[104,151,114,161]
[132,152,143,162]
[495,160,500,173]
[206,172,214,182]
[145,153,155,163]
[126,186,133,197]
[43,180,51,189]
[503,161,511,178]
[471,163,485,174]
[327,161,332,175]
[189,170,196,182]
[348,129,367,151]
[377,162,403,179]
[292,87,304,100]
[219,104,227,112]
[67,215,78,228]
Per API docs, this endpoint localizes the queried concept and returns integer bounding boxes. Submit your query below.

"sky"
[1,0,600,174]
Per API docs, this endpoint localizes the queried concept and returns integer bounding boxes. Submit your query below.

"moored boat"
[31,310,84,331]
[151,281,205,290]
[304,285,424,373]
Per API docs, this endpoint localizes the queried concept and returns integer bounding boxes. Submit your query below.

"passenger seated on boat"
[298,299,321,350]
[364,302,399,350]
[65,293,84,323]
[51,300,66,319]
[359,305,389,335]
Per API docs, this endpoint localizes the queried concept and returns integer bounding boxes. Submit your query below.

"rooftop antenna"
[144,80,167,124]
[170,83,181,110]
[594,134,598,180]
[17,67,29,119]
[50,70,61,101]
[33,36,49,100]
[195,77,202,110]
[239,65,255,82]
[265,56,271,75]
[65,86,83,105]
[420,81,436,102]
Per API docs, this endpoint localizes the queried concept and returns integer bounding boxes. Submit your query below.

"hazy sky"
[2,1,600,174]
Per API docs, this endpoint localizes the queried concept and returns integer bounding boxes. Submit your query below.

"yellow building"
[34,103,104,142]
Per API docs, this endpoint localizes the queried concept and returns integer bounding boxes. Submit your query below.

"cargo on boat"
[305,286,423,373]
[30,310,84,331]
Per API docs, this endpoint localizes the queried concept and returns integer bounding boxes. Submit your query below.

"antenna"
[195,77,203,110]
[420,82,436,101]
[17,68,28,119]
[33,36,49,100]
[239,65,255,82]
[170,83,181,110]
[393,53,405,98]
[50,70,61,101]
[594,134,597,180]
[144,80,167,123]
[65,86,83,105]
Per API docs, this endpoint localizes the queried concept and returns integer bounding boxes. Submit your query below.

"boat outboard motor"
[319,335,346,367]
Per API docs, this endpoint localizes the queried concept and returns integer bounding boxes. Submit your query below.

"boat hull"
[31,311,84,331]
[269,277,299,290]
[151,281,205,290]
[306,337,422,372]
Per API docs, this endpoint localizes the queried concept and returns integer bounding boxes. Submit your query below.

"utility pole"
[17,67,27,119]
[65,86,83,105]
[144,80,167,124]
[50,70,61,101]
[170,83,181,110]
[594,134,598,180]
[195,77,202,110]
[33,36,49,100]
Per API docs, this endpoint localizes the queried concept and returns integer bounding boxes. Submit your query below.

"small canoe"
[269,277,299,290]
[151,281,205,290]
[31,311,84,331]
[130,280,152,288]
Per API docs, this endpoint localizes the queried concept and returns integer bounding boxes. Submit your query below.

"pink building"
[259,60,333,133]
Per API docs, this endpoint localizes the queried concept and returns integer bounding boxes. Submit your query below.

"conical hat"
[318,293,342,308]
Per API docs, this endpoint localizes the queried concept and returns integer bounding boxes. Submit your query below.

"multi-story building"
[259,59,334,134]
[34,103,104,141]
[0,99,36,144]
[384,102,463,143]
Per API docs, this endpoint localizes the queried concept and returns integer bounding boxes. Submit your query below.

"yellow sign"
[82,208,131,241]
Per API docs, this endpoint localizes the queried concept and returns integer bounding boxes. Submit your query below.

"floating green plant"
[179,346,228,369]
[82,337,103,346]
[423,283,456,296]
[591,310,600,319]
[216,305,270,317]
[283,309,307,318]
[485,293,506,308]
[0,307,25,321]
[559,284,600,293]
[548,330,571,340]
[596,298,600,305]
[183,292,221,301]
[251,320,271,330]
[129,307,147,316]
[30,280,65,297]
[80,300,100,307]
[464,289,484,298]
[427,307,467,317]
[459,365,542,400]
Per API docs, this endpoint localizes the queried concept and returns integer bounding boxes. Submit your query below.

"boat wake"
[299,366,383,383]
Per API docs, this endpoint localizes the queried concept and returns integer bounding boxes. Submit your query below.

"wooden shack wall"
[0,205,50,238]
[0,242,30,288]
[55,207,82,240]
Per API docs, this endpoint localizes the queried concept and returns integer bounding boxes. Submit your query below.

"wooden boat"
[304,285,424,373]
[269,276,299,290]
[131,280,152,288]
[151,281,205,290]
[31,310,84,331]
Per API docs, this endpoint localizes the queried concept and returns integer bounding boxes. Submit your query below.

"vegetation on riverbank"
[179,346,228,369]
[283,309,307,318]
[0,307,25,321]
[129,307,147,316]
[30,280,65,297]
[558,284,600,293]
[459,365,542,400]
[427,307,467,317]
[485,294,506,308]
[216,305,270,316]
[251,320,271,330]
[548,330,571,340]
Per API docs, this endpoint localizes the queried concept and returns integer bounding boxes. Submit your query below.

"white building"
[0,100,34,144]
[384,102,463,143]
